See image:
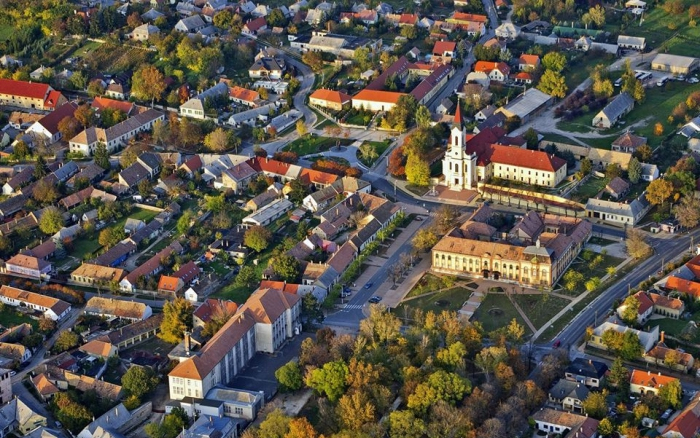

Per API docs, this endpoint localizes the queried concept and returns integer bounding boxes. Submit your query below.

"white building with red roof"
[309,89,352,111]
[0,79,66,111]
[473,61,510,82]
[432,40,457,63]
[441,106,566,190]
[26,102,78,144]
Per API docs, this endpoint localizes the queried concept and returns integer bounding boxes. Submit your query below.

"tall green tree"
[244,226,273,252]
[94,142,110,170]
[305,360,349,402]
[405,154,430,187]
[275,361,303,392]
[627,157,641,183]
[272,253,301,282]
[121,366,159,400]
[39,206,64,235]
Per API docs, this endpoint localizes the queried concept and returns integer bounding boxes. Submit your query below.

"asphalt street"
[553,229,700,349]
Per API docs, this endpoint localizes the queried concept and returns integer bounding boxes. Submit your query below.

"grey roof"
[80,403,131,438]
[0,194,27,216]
[250,57,286,73]
[617,35,645,46]
[52,161,79,182]
[549,379,590,401]
[93,242,136,266]
[228,103,277,125]
[127,220,162,245]
[640,163,658,177]
[601,92,635,122]
[316,265,339,288]
[585,197,648,219]
[350,218,382,250]
[119,162,149,188]
[497,88,552,119]
[178,15,206,32]
[652,53,698,69]
[138,153,161,172]
[566,358,608,379]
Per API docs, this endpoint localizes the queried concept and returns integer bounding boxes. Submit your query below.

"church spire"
[453,99,463,130]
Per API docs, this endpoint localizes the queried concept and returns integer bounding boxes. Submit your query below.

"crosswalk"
[341,304,364,311]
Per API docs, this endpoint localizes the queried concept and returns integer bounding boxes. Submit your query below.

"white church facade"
[441,105,568,190]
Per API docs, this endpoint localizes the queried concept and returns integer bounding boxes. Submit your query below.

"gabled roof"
[612,131,647,149]
[648,292,684,311]
[432,40,456,54]
[352,89,406,104]
[473,61,510,75]
[606,177,630,195]
[85,296,150,319]
[194,298,239,323]
[309,88,352,105]
[548,378,590,400]
[26,240,56,259]
[91,97,135,115]
[229,86,259,102]
[6,253,50,271]
[244,16,267,32]
[32,373,60,396]
[0,285,70,316]
[600,92,635,121]
[565,358,608,379]
[663,392,700,438]
[79,340,115,357]
[630,369,678,388]
[71,263,125,283]
[34,102,78,136]
[239,288,301,324]
[518,54,540,65]
[665,276,700,297]
[0,78,50,99]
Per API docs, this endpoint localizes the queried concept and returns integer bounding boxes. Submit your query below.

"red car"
[552,340,561,348]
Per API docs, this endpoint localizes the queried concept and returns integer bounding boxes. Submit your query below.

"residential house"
[0,398,47,437]
[592,92,635,128]
[24,240,56,260]
[119,243,181,292]
[31,374,59,402]
[436,98,454,115]
[69,109,165,155]
[242,198,294,226]
[532,409,599,438]
[229,86,261,108]
[0,78,66,111]
[432,40,456,63]
[518,54,540,71]
[611,132,647,153]
[175,15,207,33]
[79,340,118,359]
[616,290,654,324]
[242,17,268,35]
[644,341,695,372]
[76,403,139,438]
[495,22,521,39]
[84,296,153,321]
[473,61,510,82]
[70,263,125,287]
[548,379,590,413]
[0,343,31,363]
[99,314,163,349]
[265,109,302,134]
[179,155,203,178]
[92,242,136,267]
[662,392,700,438]
[248,56,286,80]
[66,164,106,189]
[245,184,283,212]
[679,116,700,138]
[605,177,630,200]
[26,102,78,144]
[179,82,229,120]
[585,195,651,226]
[125,219,164,247]
[91,97,135,117]
[124,218,145,235]
[3,166,34,195]
[651,54,699,75]
[564,358,608,388]
[589,322,659,353]
[220,162,258,194]
[309,89,352,111]
[179,414,236,438]
[630,369,679,396]
[131,23,160,41]
[302,176,371,212]
[157,261,200,295]
[445,12,487,35]
[5,254,52,279]
[0,285,70,321]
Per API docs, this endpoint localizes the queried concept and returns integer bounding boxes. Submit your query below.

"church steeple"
[452,99,463,130]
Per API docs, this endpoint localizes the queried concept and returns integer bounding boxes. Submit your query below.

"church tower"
[441,102,477,190]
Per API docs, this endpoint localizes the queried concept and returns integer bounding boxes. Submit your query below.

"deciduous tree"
[33,178,59,204]
[204,127,240,152]
[305,360,349,402]
[620,295,640,325]
[275,361,303,392]
[337,390,376,431]
[405,154,430,187]
[537,69,568,98]
[412,227,438,252]
[74,104,96,128]
[582,389,608,419]
[674,195,700,229]
[159,297,194,343]
[272,254,301,283]
[132,65,166,104]
[39,206,64,235]
[626,228,651,259]
[98,228,126,247]
[244,226,273,252]
[646,178,673,206]
[659,379,682,409]
[121,366,159,400]
[542,52,566,72]
[358,142,378,163]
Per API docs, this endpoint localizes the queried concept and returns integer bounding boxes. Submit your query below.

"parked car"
[689,77,699,84]
[368,296,381,303]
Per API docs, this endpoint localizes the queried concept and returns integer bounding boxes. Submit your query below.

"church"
[441,104,568,190]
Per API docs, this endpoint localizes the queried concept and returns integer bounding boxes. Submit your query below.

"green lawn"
[472,293,532,335]
[214,252,273,304]
[405,273,457,299]
[74,41,102,58]
[0,24,14,41]
[112,208,160,233]
[564,50,617,92]
[357,140,391,167]
[570,176,608,203]
[283,136,354,156]
[397,287,472,315]
[345,112,372,126]
[0,306,38,330]
[70,238,103,261]
[511,294,571,330]
[653,318,688,336]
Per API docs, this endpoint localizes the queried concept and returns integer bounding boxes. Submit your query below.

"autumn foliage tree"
[132,64,166,104]
[646,178,674,206]
[388,146,406,177]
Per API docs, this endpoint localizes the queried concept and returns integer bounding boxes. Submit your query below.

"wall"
[120,402,152,434]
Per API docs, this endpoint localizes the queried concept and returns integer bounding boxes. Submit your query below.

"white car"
[689,77,699,84]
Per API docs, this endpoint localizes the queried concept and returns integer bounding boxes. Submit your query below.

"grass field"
[0,24,14,41]
[653,318,689,335]
[357,140,391,167]
[283,136,354,156]
[472,293,531,334]
[214,252,274,303]
[397,287,472,315]
[70,238,103,261]
[570,176,607,203]
[0,307,37,330]
[511,294,570,330]
[74,41,103,58]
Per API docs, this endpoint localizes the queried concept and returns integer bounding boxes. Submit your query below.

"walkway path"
[507,293,538,333]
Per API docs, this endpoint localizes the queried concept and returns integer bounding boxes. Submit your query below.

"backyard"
[0,306,38,330]
[569,176,607,203]
[283,136,354,156]
[214,251,274,304]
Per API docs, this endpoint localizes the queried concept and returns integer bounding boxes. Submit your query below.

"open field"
[472,293,531,334]
[357,140,391,167]
[283,136,354,156]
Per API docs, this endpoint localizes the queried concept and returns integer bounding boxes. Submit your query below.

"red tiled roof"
[399,13,419,24]
[244,17,267,32]
[44,90,64,109]
[193,298,238,323]
[299,168,339,186]
[181,155,203,172]
[518,54,540,65]
[512,72,533,80]
[433,40,457,54]
[91,96,135,114]
[172,261,200,283]
[663,392,700,438]
[474,61,511,75]
[309,89,352,105]
[486,145,566,172]
[157,275,181,292]
[353,89,406,104]
[686,254,700,279]
[247,156,293,176]
[229,86,259,102]
[648,292,684,311]
[0,79,50,99]
[258,280,300,294]
[452,12,488,22]
[36,102,78,135]
[632,291,654,316]
[630,369,678,388]
[665,276,700,297]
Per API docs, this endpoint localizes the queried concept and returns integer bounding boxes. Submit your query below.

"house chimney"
[184,331,191,354]
[660,331,665,344]
[648,370,651,375]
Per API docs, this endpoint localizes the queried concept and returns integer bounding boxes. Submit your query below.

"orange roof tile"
[309,88,352,105]
[91,96,135,114]
[239,288,301,324]
[686,254,700,279]
[0,285,70,316]
[229,86,259,102]
[519,54,540,65]
[663,392,700,438]
[32,373,59,396]
[352,89,406,104]
[487,145,566,172]
[474,61,511,75]
[665,276,700,298]
[79,340,115,358]
[258,280,300,294]
[648,292,684,311]
[452,12,488,22]
[299,168,339,186]
[433,40,457,54]
[157,276,181,292]
[630,369,678,388]
[194,298,239,323]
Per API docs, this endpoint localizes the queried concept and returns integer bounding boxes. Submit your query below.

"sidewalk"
[381,256,432,308]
